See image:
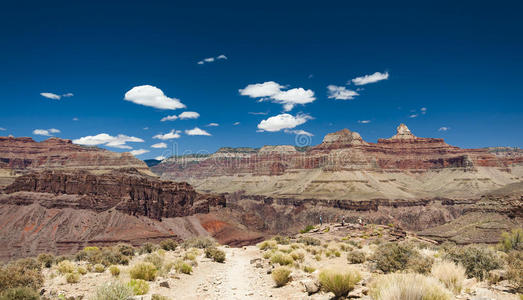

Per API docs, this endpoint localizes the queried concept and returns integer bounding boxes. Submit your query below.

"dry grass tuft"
[318,268,361,298]
[431,260,466,293]
[272,267,291,287]
[369,273,452,300]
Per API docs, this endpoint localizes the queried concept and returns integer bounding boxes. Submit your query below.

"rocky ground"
[39,223,521,300]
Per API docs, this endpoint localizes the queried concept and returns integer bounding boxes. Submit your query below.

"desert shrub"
[57,260,75,274]
[272,267,291,287]
[257,240,277,251]
[116,244,135,257]
[300,225,315,233]
[369,273,452,300]
[76,246,129,266]
[65,272,80,284]
[93,264,105,273]
[183,252,197,261]
[182,237,215,249]
[144,253,164,269]
[444,245,502,280]
[174,260,192,274]
[270,252,294,265]
[77,266,87,275]
[499,228,523,252]
[319,269,361,298]
[298,236,321,246]
[91,282,133,300]
[13,258,41,272]
[130,262,157,281]
[37,253,55,268]
[290,243,301,249]
[109,265,120,277]
[347,250,366,264]
[303,265,316,273]
[139,242,156,254]
[273,235,290,245]
[431,261,466,294]
[278,245,292,254]
[373,242,431,273]
[128,279,149,295]
[152,295,169,300]
[315,254,322,261]
[204,247,226,263]
[0,287,40,300]
[290,250,305,262]
[262,251,273,259]
[159,239,178,251]
[54,255,70,264]
[505,250,523,292]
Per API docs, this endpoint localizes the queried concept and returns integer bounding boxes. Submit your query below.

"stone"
[159,281,170,288]
[301,278,320,294]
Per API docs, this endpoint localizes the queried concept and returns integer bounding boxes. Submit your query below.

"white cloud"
[32,128,61,136]
[185,127,211,136]
[124,85,186,110]
[240,81,315,111]
[153,130,181,140]
[40,92,73,100]
[358,120,371,124]
[257,113,312,132]
[327,85,359,100]
[198,54,227,65]
[161,115,178,122]
[233,122,240,126]
[72,117,79,121]
[248,111,268,115]
[284,129,313,136]
[143,127,149,130]
[207,123,219,127]
[155,155,166,161]
[351,71,389,85]
[409,114,418,118]
[73,133,144,149]
[129,149,149,156]
[438,127,450,131]
[40,93,61,100]
[0,127,5,131]
[151,142,167,148]
[421,107,427,115]
[178,111,200,119]
[239,81,283,98]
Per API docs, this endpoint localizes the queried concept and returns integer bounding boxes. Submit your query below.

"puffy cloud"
[0,127,6,131]
[40,92,73,100]
[409,114,418,118]
[151,142,167,148]
[327,85,359,100]
[178,111,200,119]
[32,128,61,136]
[438,126,450,131]
[155,155,166,161]
[233,122,240,126]
[124,85,186,110]
[351,71,389,85]
[207,123,219,127]
[161,115,178,122]
[284,129,313,136]
[197,54,227,65]
[129,149,149,156]
[358,120,371,124]
[240,81,315,111]
[257,113,312,132]
[73,133,144,149]
[153,130,181,140]
[185,127,211,136]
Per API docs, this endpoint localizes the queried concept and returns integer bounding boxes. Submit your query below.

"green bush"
[300,225,315,233]
[182,237,215,249]
[499,228,523,252]
[373,242,430,273]
[109,265,120,277]
[0,261,44,293]
[91,282,133,300]
[444,245,502,280]
[505,250,523,292]
[116,244,135,257]
[76,246,130,266]
[319,269,361,298]
[160,239,178,251]
[298,237,321,246]
[303,265,316,273]
[128,279,149,295]
[130,262,157,281]
[77,266,87,275]
[204,247,226,263]
[272,267,291,287]
[270,252,294,265]
[37,253,55,268]
[144,253,164,269]
[257,240,277,251]
[273,235,290,245]
[406,254,434,275]
[0,287,40,300]
[65,272,80,284]
[57,260,75,274]
[139,242,156,254]
[174,260,192,274]
[93,264,105,273]
[347,250,366,264]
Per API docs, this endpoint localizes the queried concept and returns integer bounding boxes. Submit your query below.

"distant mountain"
[144,159,162,167]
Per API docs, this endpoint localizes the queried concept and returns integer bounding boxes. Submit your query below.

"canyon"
[0,124,521,260]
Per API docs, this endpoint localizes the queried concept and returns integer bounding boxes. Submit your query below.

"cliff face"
[152,124,523,200]
[0,137,150,187]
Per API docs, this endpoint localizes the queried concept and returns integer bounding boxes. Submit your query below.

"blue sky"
[1,1,522,159]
